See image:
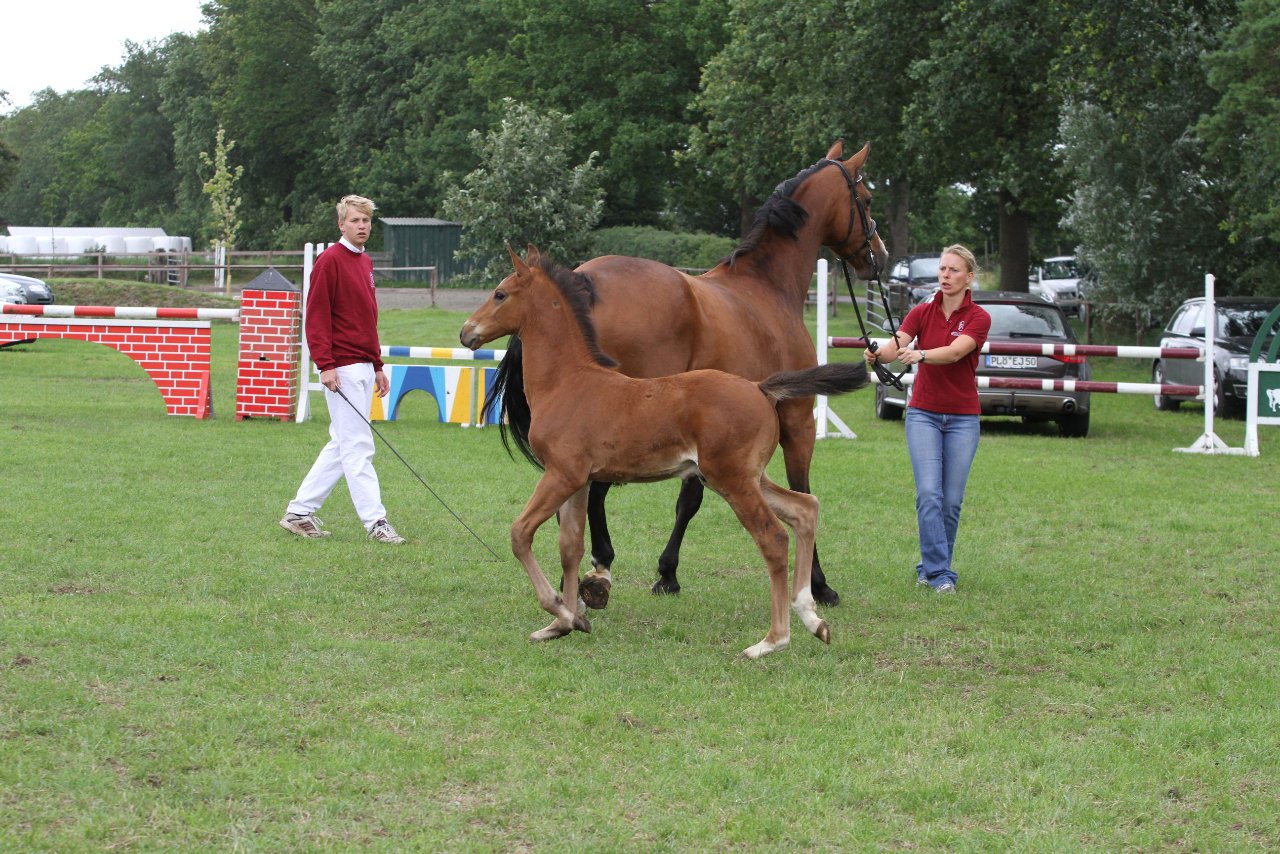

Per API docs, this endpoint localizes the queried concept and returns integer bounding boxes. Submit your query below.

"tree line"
[1,0,1277,322]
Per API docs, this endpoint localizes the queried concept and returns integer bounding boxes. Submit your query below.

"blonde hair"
[942,243,978,275]
[336,194,376,222]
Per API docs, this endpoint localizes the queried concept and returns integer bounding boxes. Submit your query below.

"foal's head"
[460,245,617,368]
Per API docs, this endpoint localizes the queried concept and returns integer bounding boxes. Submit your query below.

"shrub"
[587,226,736,271]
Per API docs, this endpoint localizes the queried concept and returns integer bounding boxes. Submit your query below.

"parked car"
[1153,295,1279,418]
[0,272,55,305]
[873,291,1092,437]
[1,278,28,304]
[886,254,942,306]
[1030,256,1083,316]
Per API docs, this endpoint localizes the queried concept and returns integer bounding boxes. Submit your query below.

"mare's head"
[818,140,889,279]
[460,246,617,368]
[724,140,889,280]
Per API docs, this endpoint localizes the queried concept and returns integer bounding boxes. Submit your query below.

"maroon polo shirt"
[899,289,991,415]
[305,241,384,373]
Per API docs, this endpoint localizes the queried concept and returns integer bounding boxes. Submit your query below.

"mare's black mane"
[721,160,827,268]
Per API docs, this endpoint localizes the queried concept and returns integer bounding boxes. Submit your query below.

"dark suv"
[873,291,1092,437]
[1153,296,1279,418]
[886,254,941,307]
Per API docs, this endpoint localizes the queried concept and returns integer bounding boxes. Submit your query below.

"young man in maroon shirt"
[280,195,405,544]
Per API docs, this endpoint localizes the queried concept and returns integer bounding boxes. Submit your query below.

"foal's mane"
[533,255,618,369]
[722,160,827,268]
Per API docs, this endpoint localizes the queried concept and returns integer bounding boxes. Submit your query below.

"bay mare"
[461,247,870,658]
[494,140,889,609]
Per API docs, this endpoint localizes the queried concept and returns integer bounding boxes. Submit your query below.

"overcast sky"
[2,0,207,113]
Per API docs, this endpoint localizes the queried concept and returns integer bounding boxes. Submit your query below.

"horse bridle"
[819,158,908,391]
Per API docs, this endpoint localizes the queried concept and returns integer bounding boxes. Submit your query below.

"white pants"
[287,362,386,530]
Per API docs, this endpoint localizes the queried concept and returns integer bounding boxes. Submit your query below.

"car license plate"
[987,355,1038,369]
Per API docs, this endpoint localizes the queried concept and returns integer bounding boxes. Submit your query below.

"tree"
[313,0,507,218]
[904,0,1068,291]
[159,32,222,242]
[1056,0,1236,331]
[441,99,604,284]
[0,89,106,225]
[55,40,182,226]
[690,0,943,246]
[201,0,334,246]
[1199,0,1280,295]
[469,0,727,227]
[200,125,244,251]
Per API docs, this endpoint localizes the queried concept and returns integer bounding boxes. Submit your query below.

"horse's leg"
[652,476,704,596]
[712,478,792,660]
[513,474,591,641]
[580,481,614,610]
[761,477,829,646]
[553,486,592,637]
[777,399,839,606]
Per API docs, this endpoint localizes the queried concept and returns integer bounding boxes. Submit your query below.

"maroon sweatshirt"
[305,242,384,372]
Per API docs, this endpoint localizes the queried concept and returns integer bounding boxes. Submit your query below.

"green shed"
[379,217,479,284]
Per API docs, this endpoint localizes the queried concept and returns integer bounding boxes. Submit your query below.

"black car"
[0,272,55,305]
[873,291,1092,437]
[886,254,941,307]
[1153,296,1279,418]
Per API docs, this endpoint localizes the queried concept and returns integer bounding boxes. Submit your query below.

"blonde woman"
[865,245,990,592]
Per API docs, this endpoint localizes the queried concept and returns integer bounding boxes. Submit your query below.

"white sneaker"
[280,512,331,538]
[368,519,405,544]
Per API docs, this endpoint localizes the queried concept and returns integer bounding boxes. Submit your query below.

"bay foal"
[460,247,869,659]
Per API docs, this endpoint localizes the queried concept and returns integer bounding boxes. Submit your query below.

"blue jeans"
[904,408,980,587]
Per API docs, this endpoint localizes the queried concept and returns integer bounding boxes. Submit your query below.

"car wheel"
[1058,409,1090,438]
[874,383,903,421]
[1213,369,1238,419]
[1153,362,1180,411]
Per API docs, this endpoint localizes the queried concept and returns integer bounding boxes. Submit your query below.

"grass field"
[2,294,1278,851]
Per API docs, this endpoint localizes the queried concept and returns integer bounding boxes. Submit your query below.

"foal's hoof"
[814,621,831,645]
[650,577,681,596]
[530,622,573,642]
[580,574,612,610]
[814,585,840,607]
[572,614,592,634]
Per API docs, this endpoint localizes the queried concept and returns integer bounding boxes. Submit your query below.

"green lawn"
[2,298,1277,851]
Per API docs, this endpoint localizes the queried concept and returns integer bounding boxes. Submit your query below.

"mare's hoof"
[815,621,831,645]
[580,574,611,610]
[650,577,681,596]
[814,585,840,607]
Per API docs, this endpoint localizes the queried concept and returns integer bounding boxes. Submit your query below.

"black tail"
[492,336,543,469]
[758,362,869,403]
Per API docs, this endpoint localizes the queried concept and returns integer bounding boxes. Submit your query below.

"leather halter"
[818,158,907,391]
[819,158,881,278]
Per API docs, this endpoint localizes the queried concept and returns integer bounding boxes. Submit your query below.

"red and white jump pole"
[815,265,1244,453]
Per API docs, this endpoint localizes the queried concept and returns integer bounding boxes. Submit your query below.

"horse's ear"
[508,244,530,279]
[846,141,871,170]
[525,243,541,264]
[825,140,844,160]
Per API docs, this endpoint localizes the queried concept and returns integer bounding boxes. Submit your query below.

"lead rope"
[333,386,504,562]
[840,258,908,391]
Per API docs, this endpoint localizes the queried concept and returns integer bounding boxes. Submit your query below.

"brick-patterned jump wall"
[0,316,213,417]
[234,288,302,421]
